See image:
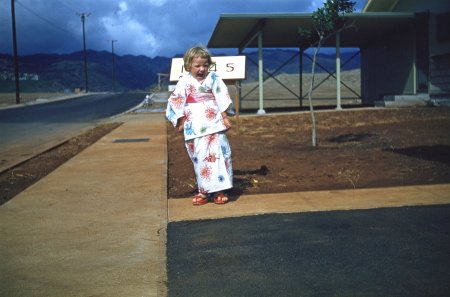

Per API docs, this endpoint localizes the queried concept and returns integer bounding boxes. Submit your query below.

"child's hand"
[176,117,185,133]
[223,117,231,130]
[221,112,231,130]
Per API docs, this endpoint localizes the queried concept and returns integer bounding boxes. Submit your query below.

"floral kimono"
[166,72,233,194]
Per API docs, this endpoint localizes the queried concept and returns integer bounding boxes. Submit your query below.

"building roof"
[207,12,415,51]
[363,0,400,12]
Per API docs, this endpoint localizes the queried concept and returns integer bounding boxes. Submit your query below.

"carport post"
[299,48,303,108]
[257,31,266,115]
[336,31,342,110]
[235,81,240,135]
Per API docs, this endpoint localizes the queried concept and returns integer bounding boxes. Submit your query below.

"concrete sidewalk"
[169,183,450,222]
[0,113,168,296]
[1,112,449,296]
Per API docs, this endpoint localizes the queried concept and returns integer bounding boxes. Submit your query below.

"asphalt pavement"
[167,205,450,297]
[0,92,147,173]
[0,106,449,296]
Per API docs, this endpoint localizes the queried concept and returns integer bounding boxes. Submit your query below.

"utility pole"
[77,13,90,93]
[107,40,117,92]
[11,0,20,104]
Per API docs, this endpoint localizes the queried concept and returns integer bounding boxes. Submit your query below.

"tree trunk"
[307,37,323,147]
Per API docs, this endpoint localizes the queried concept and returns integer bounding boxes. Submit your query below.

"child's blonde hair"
[183,46,215,71]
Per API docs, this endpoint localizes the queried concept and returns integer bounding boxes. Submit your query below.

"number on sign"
[209,64,217,72]
[226,63,234,72]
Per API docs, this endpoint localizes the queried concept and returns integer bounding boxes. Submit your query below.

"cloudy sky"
[1,0,366,58]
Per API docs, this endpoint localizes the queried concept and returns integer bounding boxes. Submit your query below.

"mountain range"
[0,49,360,93]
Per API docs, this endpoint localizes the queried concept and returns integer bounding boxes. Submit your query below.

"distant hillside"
[0,51,171,93]
[0,49,359,92]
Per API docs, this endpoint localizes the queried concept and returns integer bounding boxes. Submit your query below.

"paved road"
[0,93,146,171]
[167,204,450,297]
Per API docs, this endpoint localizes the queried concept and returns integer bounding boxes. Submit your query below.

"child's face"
[189,57,209,82]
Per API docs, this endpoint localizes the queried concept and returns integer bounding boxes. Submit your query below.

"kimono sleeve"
[165,78,187,127]
[211,73,235,116]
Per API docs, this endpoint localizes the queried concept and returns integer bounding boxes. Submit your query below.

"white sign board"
[169,55,246,82]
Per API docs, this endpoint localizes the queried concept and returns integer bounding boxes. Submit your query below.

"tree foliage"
[300,0,356,39]
[299,0,356,146]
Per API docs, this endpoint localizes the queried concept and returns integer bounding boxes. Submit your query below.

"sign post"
[169,56,246,134]
[234,81,240,135]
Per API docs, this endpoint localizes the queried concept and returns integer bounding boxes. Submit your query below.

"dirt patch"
[0,123,122,206]
[167,108,450,199]
[1,108,449,206]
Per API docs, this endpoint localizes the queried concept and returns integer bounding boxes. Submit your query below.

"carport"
[207,12,416,112]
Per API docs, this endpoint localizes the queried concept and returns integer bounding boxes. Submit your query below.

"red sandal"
[193,193,208,205]
[213,193,228,204]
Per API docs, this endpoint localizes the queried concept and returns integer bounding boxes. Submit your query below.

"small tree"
[299,0,356,146]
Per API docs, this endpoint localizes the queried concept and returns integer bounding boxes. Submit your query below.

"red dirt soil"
[167,108,450,199]
[1,108,449,206]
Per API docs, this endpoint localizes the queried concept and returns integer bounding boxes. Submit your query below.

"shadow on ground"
[384,145,450,165]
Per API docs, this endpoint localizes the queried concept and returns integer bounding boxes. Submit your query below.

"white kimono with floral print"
[166,72,233,194]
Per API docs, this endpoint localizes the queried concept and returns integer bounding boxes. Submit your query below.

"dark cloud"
[0,0,367,57]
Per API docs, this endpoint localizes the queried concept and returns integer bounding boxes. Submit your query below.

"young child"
[166,46,234,205]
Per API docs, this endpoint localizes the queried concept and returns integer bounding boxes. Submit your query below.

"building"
[362,0,450,106]
[207,0,450,109]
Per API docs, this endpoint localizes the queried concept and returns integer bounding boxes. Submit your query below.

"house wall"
[360,28,416,104]
[393,0,450,57]
[362,0,450,103]
[430,12,450,57]
[394,0,450,100]
[429,9,450,101]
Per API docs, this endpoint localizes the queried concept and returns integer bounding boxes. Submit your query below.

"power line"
[15,0,73,36]
[54,0,78,13]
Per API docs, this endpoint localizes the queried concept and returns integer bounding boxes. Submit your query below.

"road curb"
[0,138,71,174]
